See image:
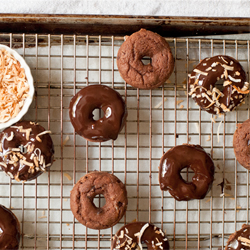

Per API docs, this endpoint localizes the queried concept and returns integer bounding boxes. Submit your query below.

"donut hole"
[180,167,195,183]
[93,194,106,208]
[92,108,105,121]
[214,78,225,92]
[141,56,152,65]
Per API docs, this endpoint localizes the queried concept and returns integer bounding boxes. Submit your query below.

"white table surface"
[2,0,250,17]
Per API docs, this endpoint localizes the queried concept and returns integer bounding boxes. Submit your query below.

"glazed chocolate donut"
[225,224,250,250]
[233,118,250,170]
[112,222,169,250]
[0,204,20,250]
[70,171,127,230]
[69,84,127,142]
[159,144,214,201]
[188,55,249,114]
[0,121,54,182]
[117,29,174,89]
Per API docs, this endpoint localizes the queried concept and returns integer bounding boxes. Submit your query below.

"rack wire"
[0,33,250,250]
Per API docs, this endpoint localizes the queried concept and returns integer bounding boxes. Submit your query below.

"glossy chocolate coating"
[0,204,20,250]
[112,222,169,250]
[159,144,214,201]
[69,85,127,142]
[225,224,250,250]
[188,55,248,114]
[0,121,54,181]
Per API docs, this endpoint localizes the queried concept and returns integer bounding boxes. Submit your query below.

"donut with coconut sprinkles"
[112,222,169,250]
[0,121,54,182]
[188,55,249,114]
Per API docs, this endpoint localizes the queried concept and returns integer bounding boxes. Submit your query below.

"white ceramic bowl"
[0,44,34,130]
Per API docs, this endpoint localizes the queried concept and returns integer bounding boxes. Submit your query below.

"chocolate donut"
[159,144,214,201]
[69,84,127,142]
[112,222,169,250]
[117,29,174,89]
[70,171,127,230]
[233,118,250,170]
[0,121,54,182]
[0,204,20,250]
[188,55,249,114]
[225,224,250,250]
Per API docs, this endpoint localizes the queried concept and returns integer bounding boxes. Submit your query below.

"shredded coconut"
[0,49,29,123]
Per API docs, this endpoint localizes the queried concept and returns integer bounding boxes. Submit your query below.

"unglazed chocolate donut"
[0,121,54,182]
[117,29,174,89]
[0,204,20,250]
[233,118,250,170]
[159,144,214,201]
[188,55,249,114]
[225,224,250,250]
[70,171,127,230]
[112,222,169,250]
[69,84,127,142]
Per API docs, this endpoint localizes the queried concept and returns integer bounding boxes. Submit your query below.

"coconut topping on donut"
[188,55,249,114]
[112,222,169,250]
[0,121,54,182]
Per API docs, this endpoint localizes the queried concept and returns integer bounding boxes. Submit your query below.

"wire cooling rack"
[0,33,250,250]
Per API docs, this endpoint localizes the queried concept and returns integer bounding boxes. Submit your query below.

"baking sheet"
[0,33,249,249]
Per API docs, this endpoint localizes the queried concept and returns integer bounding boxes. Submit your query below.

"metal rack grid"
[0,33,250,250]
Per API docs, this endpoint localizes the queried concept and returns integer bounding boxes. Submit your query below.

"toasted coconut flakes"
[201,92,214,104]
[33,156,39,168]
[235,71,240,76]
[6,131,14,141]
[204,101,215,109]
[223,80,232,87]
[20,128,32,140]
[205,67,212,71]
[230,61,233,65]
[193,69,208,76]
[20,159,34,167]
[217,120,223,143]
[211,62,219,67]
[7,172,14,178]
[221,57,228,64]
[238,236,250,246]
[179,105,184,109]
[0,49,29,123]
[0,162,7,168]
[195,122,200,133]
[224,69,228,79]
[232,85,250,94]
[137,223,149,250]
[63,135,70,146]
[64,173,72,181]
[228,75,241,83]
[221,64,234,71]
[176,100,183,106]
[46,163,51,167]
[36,130,51,142]
[206,135,211,141]
[154,98,167,109]
[211,117,216,123]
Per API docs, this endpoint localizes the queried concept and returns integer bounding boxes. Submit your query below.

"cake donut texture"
[0,204,20,250]
[117,29,174,89]
[112,222,169,250]
[225,224,250,249]
[0,121,54,181]
[188,55,249,114]
[233,118,250,170]
[159,144,215,201]
[69,84,127,142]
[70,171,127,230]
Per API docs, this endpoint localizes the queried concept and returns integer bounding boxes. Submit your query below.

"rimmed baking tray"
[0,15,250,250]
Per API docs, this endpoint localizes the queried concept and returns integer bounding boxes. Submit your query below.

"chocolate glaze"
[225,224,250,250]
[188,55,249,114]
[0,121,54,181]
[159,144,214,201]
[0,204,20,250]
[69,85,127,142]
[112,222,169,250]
